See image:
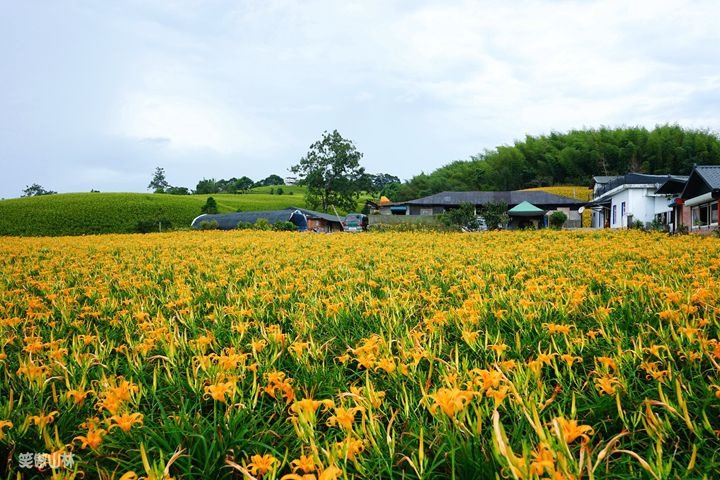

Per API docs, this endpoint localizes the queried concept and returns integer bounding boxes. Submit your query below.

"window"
[612,205,617,225]
[420,208,433,216]
[692,204,709,228]
[621,202,626,217]
[712,202,719,225]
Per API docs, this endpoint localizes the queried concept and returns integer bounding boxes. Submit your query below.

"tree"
[481,202,509,230]
[549,211,568,229]
[22,184,57,197]
[235,176,255,192]
[195,178,220,194]
[201,197,218,214]
[369,173,401,192]
[148,167,170,193]
[256,175,285,187]
[291,130,371,212]
[443,202,479,230]
[165,186,190,195]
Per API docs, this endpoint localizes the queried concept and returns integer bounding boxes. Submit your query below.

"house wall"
[368,214,442,226]
[409,205,445,215]
[591,208,606,228]
[605,187,673,228]
[609,189,629,228]
[548,207,582,228]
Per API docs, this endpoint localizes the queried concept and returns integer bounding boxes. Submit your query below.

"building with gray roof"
[379,190,585,228]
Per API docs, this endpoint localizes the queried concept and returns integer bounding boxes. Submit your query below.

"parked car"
[342,213,368,232]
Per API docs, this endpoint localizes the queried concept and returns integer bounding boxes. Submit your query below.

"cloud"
[1,0,719,197]
[117,92,274,154]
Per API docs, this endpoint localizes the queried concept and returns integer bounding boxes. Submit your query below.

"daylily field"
[1,230,720,479]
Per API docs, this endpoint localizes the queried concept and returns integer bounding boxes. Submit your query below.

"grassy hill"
[0,185,376,236]
[0,188,309,236]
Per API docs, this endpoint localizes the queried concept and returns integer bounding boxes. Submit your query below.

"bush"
[442,202,479,230]
[549,211,568,229]
[273,220,297,231]
[369,222,455,233]
[481,202,509,230]
[135,217,173,233]
[236,221,254,230]
[166,186,191,195]
[254,218,271,230]
[276,187,284,195]
[198,220,219,230]
[201,197,218,214]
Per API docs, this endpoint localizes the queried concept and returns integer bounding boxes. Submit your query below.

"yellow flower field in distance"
[1,230,719,479]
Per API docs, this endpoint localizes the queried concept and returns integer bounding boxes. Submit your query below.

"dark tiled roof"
[595,173,687,197]
[695,166,720,189]
[655,177,689,195]
[398,191,584,207]
[680,165,720,200]
[592,176,622,184]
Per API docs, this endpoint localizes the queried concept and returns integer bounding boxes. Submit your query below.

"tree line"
[148,169,288,195]
[393,124,720,201]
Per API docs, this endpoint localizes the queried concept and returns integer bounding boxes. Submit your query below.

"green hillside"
[0,190,308,237]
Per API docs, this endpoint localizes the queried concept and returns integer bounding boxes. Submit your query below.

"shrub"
[549,211,568,229]
[481,202,509,230]
[201,197,218,214]
[273,220,297,231]
[254,218,271,230]
[276,187,284,195]
[369,222,455,233]
[236,221,254,230]
[135,217,173,233]
[442,202,479,230]
[198,220,219,230]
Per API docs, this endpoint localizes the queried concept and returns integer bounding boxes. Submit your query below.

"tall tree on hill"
[22,183,56,197]
[256,174,285,187]
[148,167,170,193]
[369,173,401,192]
[235,176,255,192]
[195,178,219,194]
[291,130,371,212]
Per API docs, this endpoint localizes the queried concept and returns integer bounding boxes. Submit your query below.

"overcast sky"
[2,0,719,198]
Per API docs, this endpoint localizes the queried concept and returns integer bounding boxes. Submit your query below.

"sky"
[1,0,719,198]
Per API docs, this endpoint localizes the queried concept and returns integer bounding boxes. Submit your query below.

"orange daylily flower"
[108,412,144,432]
[554,417,594,443]
[428,387,475,417]
[247,453,278,477]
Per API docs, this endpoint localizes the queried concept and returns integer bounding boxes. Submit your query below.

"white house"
[588,173,688,229]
